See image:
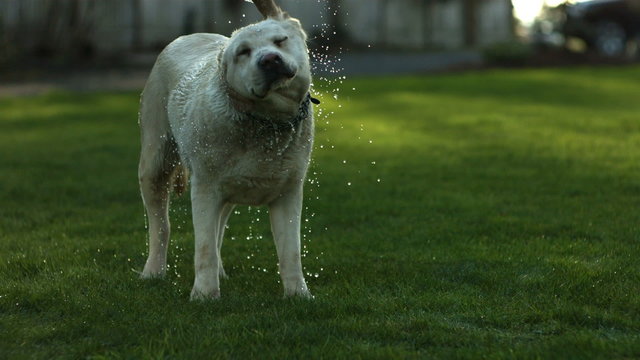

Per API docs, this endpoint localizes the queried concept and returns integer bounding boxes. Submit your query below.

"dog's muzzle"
[258,52,295,89]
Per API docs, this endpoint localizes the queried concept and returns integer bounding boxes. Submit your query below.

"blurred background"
[1,0,639,86]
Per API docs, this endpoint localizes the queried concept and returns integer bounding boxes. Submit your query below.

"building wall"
[338,0,382,46]
[476,0,514,46]
[0,0,513,57]
[137,0,325,49]
[303,0,511,50]
[141,0,209,48]
[429,0,466,49]
[384,0,426,49]
[92,0,136,54]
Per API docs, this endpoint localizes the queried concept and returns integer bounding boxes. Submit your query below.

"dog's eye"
[274,37,288,47]
[237,48,251,57]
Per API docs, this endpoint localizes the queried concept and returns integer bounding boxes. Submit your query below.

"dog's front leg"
[190,176,224,300]
[269,184,312,298]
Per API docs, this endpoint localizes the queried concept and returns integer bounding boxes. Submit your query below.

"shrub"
[483,41,534,67]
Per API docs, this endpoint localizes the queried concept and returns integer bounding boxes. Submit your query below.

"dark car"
[535,0,640,57]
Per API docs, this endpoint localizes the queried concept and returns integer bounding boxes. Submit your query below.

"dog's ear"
[251,0,289,20]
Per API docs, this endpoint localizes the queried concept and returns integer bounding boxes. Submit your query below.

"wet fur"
[138,2,313,300]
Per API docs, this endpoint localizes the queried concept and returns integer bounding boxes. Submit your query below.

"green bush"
[483,41,534,67]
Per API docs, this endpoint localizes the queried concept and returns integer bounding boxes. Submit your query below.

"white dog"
[138,0,317,300]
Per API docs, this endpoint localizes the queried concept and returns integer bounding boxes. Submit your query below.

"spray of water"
[138,0,384,289]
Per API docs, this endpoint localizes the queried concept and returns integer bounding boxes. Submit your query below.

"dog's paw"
[138,268,166,279]
[140,272,165,280]
[286,289,314,299]
[140,260,167,279]
[139,269,165,279]
[190,287,221,301]
[283,281,313,299]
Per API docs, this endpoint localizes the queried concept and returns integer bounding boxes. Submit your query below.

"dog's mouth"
[249,53,297,99]
[251,73,296,100]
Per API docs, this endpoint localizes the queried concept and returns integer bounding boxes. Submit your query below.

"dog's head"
[222,0,311,117]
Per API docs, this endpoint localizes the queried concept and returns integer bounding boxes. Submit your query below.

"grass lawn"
[1,66,639,359]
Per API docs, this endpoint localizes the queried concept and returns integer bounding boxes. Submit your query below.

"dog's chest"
[168,74,313,205]
[219,160,289,205]
[191,123,310,205]
[220,147,303,204]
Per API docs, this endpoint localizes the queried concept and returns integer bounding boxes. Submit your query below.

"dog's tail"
[253,0,288,19]
[171,164,189,196]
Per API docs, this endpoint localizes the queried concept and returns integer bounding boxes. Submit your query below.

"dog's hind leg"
[139,137,182,278]
[138,78,183,278]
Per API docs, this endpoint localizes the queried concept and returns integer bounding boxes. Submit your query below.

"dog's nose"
[258,53,282,69]
[258,53,294,78]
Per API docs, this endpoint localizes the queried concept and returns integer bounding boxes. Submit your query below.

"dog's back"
[138,33,228,195]
[140,33,228,136]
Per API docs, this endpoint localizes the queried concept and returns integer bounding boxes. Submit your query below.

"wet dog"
[138,0,315,300]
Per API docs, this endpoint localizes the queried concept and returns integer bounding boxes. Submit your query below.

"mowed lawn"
[1,66,639,358]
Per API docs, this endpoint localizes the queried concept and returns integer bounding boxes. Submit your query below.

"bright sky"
[512,0,590,25]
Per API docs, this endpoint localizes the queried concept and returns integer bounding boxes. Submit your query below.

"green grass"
[1,66,640,359]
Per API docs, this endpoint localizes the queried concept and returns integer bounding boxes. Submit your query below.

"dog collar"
[290,93,321,126]
[233,92,319,129]
[225,80,319,118]
[308,94,320,105]
[291,93,313,126]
